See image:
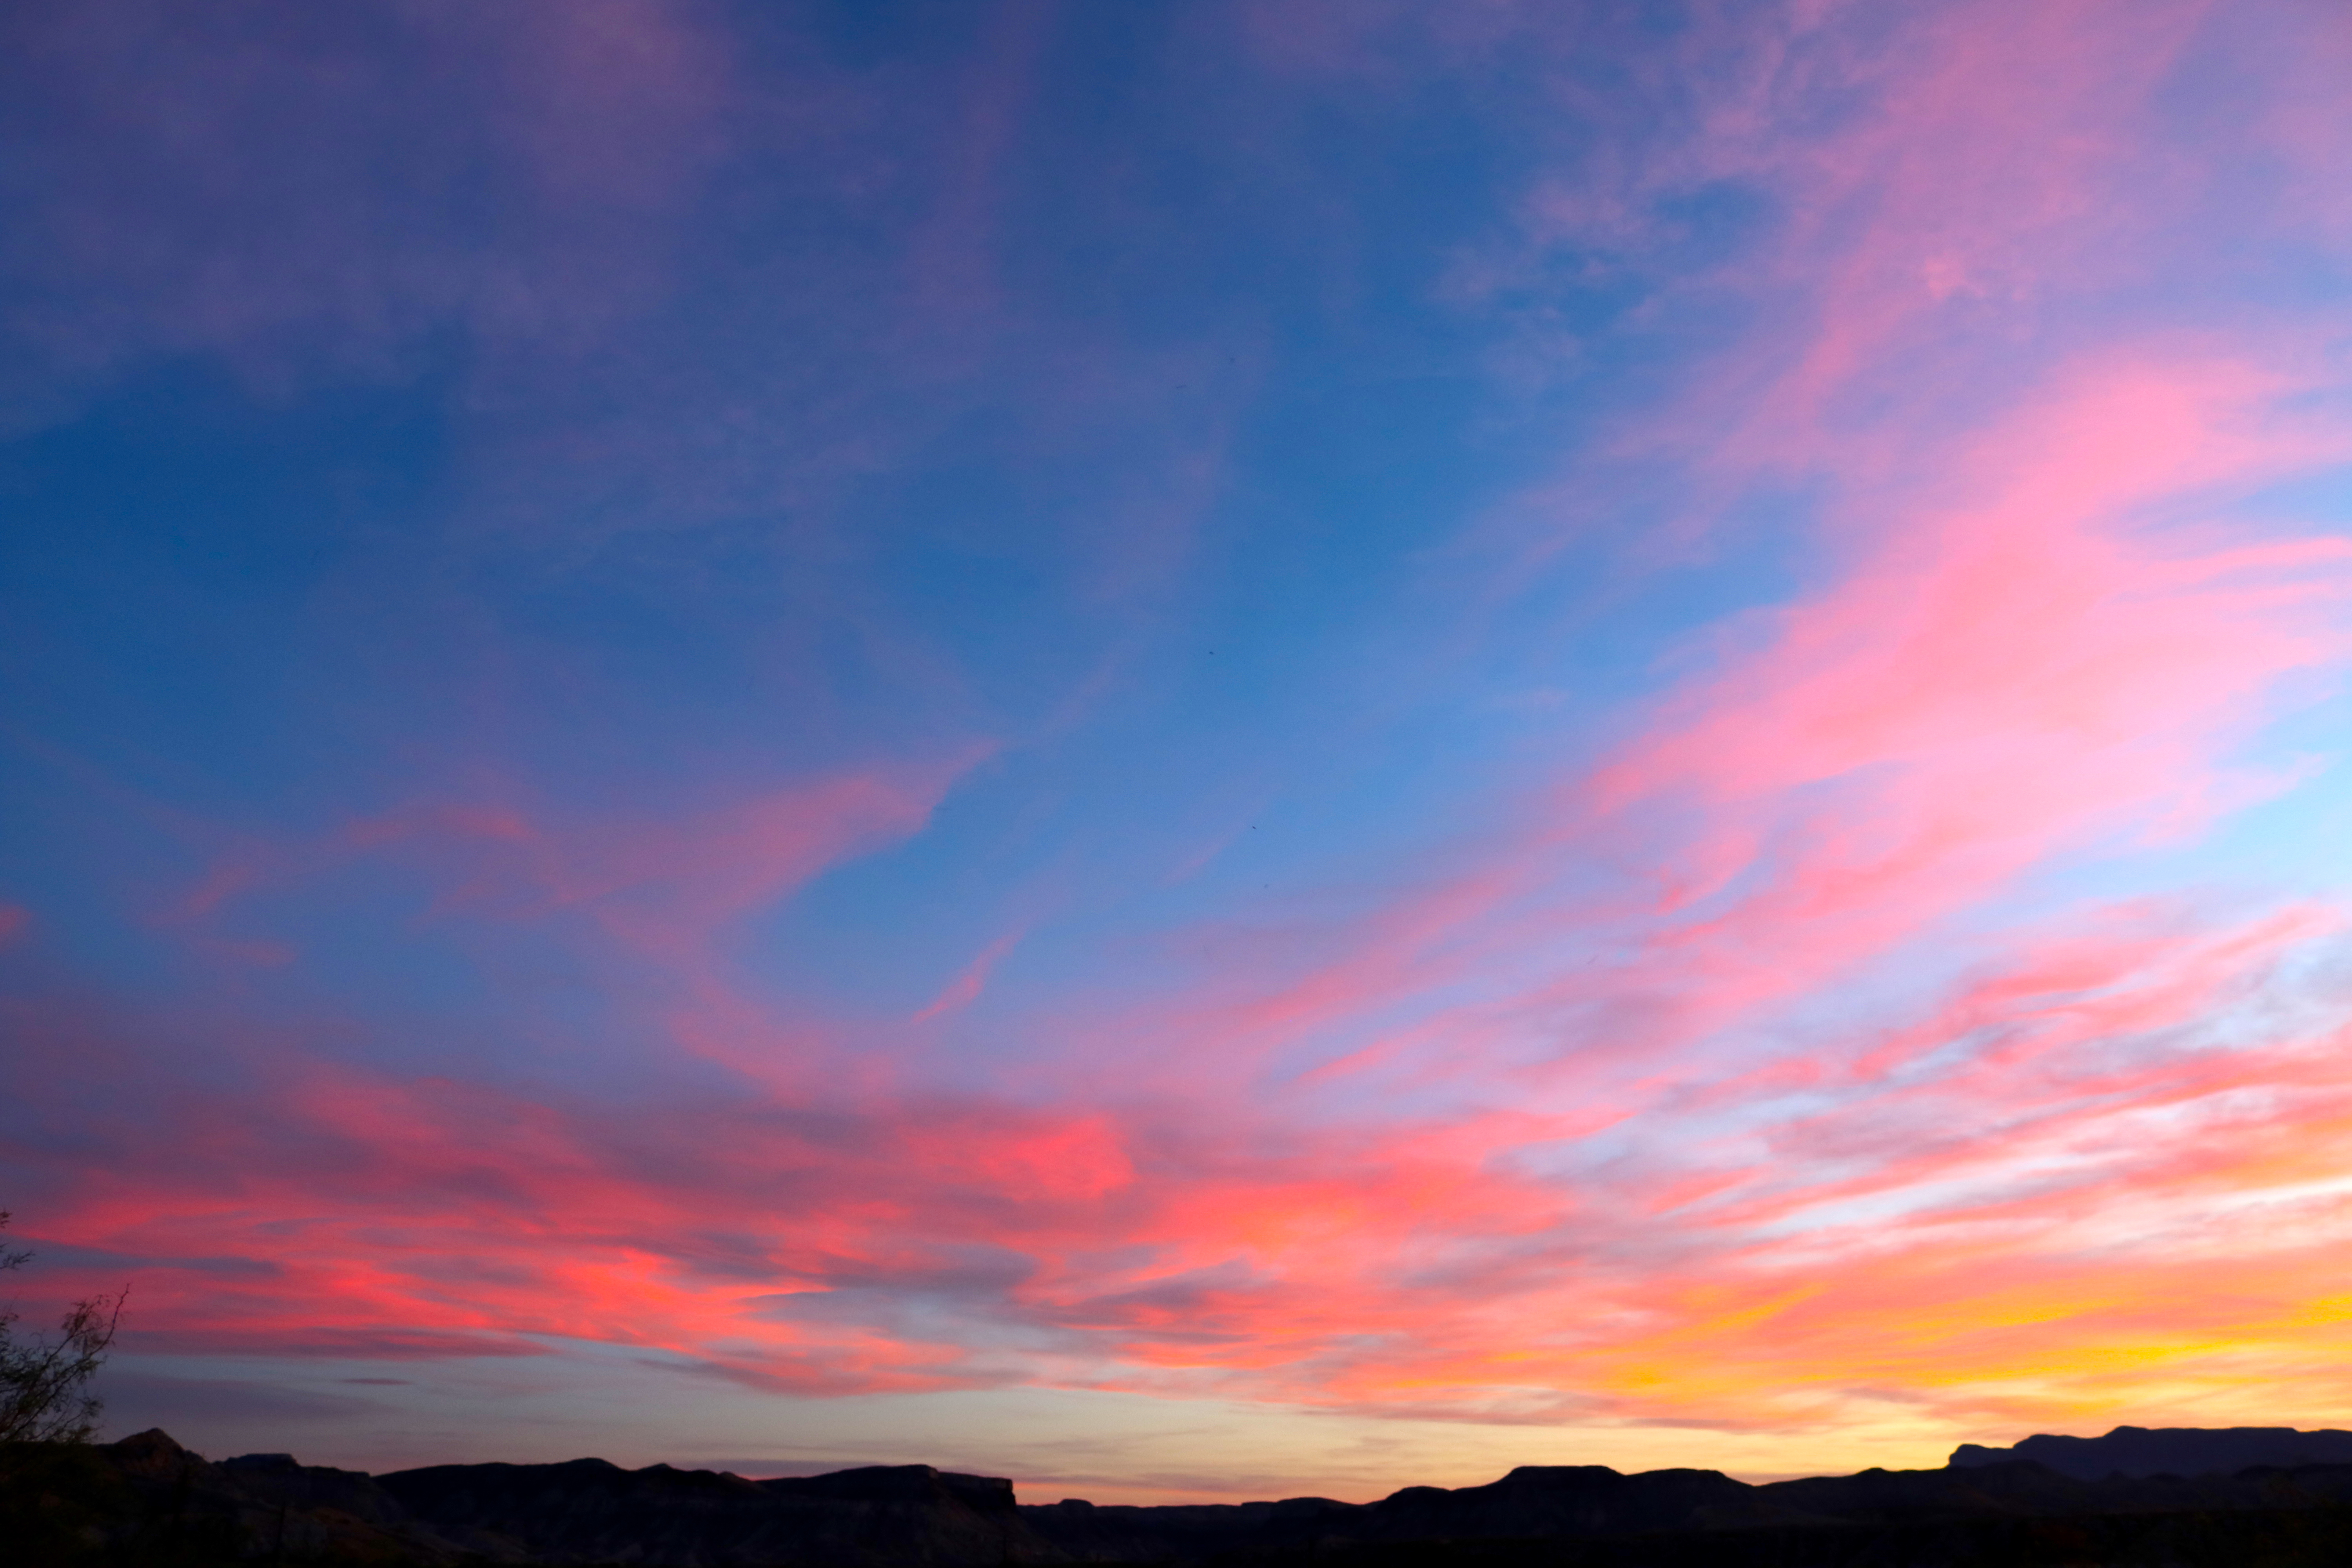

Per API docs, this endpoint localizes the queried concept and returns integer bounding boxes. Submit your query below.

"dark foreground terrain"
[11,1425,2352,1566]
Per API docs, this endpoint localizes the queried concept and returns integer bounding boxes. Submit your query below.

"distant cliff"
[381,1451,1054,1564]
[16,1425,2352,1565]
[1949,1423,2352,1479]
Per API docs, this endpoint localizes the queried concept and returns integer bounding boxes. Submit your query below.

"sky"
[4,0,2352,1506]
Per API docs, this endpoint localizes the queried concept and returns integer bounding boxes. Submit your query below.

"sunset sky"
[5,0,2352,1504]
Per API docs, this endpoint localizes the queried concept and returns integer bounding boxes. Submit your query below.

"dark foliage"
[0,1209,125,1446]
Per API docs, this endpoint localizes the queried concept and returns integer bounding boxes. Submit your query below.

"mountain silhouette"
[1949,1423,2352,1479]
[15,1424,2352,1564]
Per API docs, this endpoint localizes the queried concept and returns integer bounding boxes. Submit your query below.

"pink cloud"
[1134,347,2352,1105]
[1564,348,2352,1009]
[1215,0,2352,1103]
[148,754,982,1095]
[914,927,1026,1023]
[10,891,2351,1432]
[176,764,961,952]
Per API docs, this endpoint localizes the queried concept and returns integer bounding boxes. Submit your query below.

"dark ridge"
[376,1453,1050,1563]
[1949,1423,2352,1479]
[15,1424,2352,1564]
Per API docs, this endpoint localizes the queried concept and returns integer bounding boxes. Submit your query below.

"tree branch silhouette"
[0,1210,125,1445]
